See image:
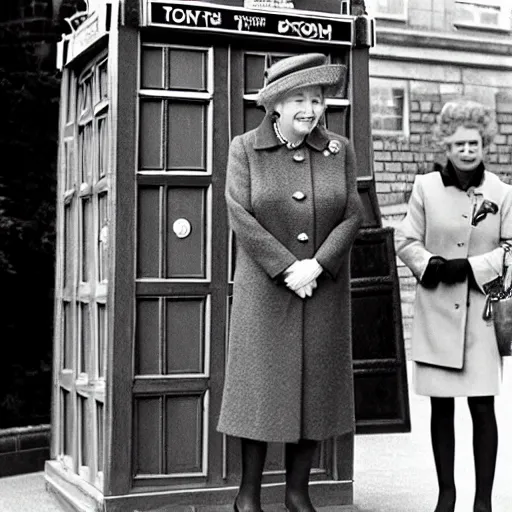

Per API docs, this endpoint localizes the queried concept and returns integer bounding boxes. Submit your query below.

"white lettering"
[320,24,332,39]
[163,6,172,22]
[278,19,333,40]
[162,6,222,28]
[210,12,222,26]
[187,9,200,25]
[202,11,213,25]
[172,8,186,23]
[301,22,315,38]
[234,14,266,31]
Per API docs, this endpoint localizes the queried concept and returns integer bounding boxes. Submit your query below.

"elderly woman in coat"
[217,54,364,512]
[396,99,512,512]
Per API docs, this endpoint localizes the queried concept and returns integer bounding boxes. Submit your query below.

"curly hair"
[433,99,497,148]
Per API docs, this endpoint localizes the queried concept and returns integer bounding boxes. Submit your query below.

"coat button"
[455,303,460,309]
[297,233,309,243]
[457,242,465,247]
[293,151,305,162]
[292,191,306,201]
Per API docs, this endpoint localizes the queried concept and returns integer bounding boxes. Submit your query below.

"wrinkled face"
[274,85,325,139]
[445,126,484,172]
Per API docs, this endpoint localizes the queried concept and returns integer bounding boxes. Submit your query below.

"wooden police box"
[47,1,409,510]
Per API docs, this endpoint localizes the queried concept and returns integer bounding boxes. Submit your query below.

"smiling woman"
[217,53,363,512]
[273,86,325,146]
[396,99,512,512]
[444,126,483,172]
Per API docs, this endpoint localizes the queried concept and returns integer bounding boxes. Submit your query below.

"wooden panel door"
[133,39,230,489]
[351,228,410,434]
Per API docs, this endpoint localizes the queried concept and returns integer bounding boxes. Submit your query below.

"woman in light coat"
[217,54,363,512]
[396,99,512,512]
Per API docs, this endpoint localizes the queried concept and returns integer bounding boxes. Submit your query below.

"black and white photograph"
[0,1,511,511]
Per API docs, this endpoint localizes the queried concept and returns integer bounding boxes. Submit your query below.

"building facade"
[366,0,512,348]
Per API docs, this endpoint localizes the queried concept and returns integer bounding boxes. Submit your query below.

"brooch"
[324,139,341,156]
[472,198,499,226]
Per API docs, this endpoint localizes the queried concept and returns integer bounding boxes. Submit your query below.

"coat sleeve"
[395,175,435,281]
[314,140,364,279]
[468,184,512,292]
[225,135,298,279]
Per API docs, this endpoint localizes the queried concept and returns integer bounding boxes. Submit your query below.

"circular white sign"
[173,218,192,239]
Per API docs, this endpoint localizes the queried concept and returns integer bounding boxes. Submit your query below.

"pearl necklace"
[273,121,304,149]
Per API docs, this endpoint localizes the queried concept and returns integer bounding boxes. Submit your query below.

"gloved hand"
[420,256,446,288]
[439,258,471,284]
[284,258,323,292]
[293,279,318,299]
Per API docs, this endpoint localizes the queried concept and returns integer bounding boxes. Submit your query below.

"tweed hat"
[256,53,346,109]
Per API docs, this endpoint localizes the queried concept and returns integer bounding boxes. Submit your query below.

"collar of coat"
[253,113,330,152]
[437,160,486,190]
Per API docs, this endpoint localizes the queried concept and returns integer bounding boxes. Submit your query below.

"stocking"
[468,396,498,512]
[431,397,456,512]
[284,439,318,512]
[235,438,267,512]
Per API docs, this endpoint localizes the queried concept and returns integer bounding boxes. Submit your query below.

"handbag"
[483,243,512,357]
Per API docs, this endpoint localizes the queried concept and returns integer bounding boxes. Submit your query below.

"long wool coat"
[217,115,364,442]
[396,165,512,397]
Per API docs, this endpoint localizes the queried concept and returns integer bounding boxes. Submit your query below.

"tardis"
[47,1,410,510]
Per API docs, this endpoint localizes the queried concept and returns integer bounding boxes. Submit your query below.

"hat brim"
[257,64,347,108]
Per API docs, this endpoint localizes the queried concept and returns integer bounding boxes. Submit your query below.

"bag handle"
[482,242,511,321]
[502,242,512,292]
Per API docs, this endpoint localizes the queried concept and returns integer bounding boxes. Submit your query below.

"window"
[454,0,511,31]
[370,78,408,136]
[367,0,407,20]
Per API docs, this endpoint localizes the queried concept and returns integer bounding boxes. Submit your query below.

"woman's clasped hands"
[284,259,323,298]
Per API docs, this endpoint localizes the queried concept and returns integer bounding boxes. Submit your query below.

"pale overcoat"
[217,115,364,442]
[396,166,512,396]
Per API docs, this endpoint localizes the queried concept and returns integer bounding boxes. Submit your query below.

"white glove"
[294,279,318,299]
[284,258,323,291]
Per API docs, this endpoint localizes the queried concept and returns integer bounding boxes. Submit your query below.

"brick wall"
[374,87,512,351]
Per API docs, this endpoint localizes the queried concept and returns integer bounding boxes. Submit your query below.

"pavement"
[0,360,511,512]
[353,359,512,512]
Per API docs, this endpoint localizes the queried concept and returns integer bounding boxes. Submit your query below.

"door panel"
[165,394,205,473]
[134,397,161,474]
[135,298,160,375]
[165,186,208,278]
[167,102,207,170]
[139,101,163,169]
[137,187,161,277]
[165,297,207,374]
